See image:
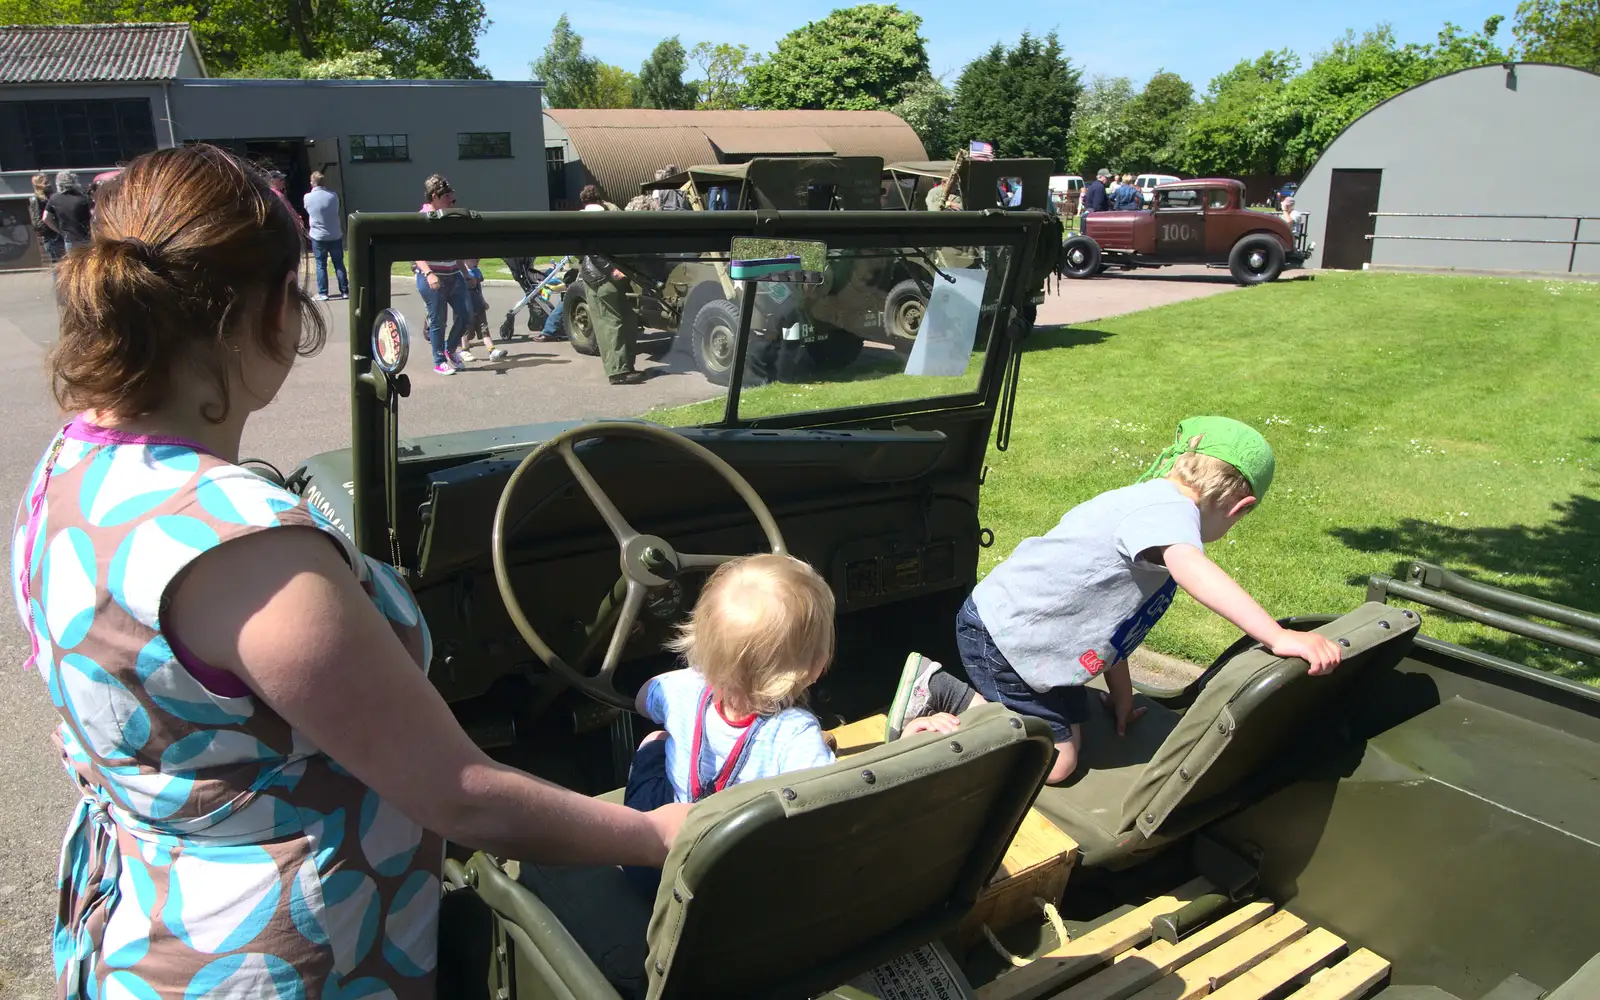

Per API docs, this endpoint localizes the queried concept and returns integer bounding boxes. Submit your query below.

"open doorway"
[187,136,313,226]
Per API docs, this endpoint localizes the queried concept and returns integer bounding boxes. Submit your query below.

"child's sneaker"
[458,349,477,363]
[886,653,943,741]
[433,361,456,375]
[447,349,467,368]
[489,347,508,361]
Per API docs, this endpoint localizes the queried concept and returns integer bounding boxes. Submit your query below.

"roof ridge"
[0,21,191,28]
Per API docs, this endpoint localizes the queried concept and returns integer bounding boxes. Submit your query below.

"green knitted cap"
[1137,416,1275,500]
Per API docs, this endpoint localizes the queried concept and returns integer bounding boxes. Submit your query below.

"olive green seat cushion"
[1034,602,1421,867]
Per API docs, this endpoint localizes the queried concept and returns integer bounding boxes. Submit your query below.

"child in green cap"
[885,416,1342,785]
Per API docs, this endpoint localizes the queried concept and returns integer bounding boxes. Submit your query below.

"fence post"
[1572,217,1581,273]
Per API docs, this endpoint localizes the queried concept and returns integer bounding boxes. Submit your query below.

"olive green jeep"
[284,204,1600,1000]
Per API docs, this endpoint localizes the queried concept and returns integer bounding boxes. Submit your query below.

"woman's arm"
[167,527,684,864]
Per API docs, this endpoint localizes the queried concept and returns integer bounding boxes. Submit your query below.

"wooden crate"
[825,715,1081,948]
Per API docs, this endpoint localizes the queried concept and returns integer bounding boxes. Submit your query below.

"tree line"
[534,0,1599,180]
[7,0,1596,179]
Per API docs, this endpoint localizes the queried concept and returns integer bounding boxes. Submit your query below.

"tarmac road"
[0,262,1240,995]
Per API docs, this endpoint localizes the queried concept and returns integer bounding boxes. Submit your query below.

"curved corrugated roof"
[545,109,927,201]
[0,22,203,83]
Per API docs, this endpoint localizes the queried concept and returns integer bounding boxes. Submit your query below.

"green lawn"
[657,272,1600,682]
[387,258,520,281]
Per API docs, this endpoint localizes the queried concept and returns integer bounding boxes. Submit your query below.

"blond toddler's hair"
[667,553,835,717]
[1169,448,1253,510]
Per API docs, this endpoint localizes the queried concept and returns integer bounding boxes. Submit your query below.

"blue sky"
[478,0,1513,88]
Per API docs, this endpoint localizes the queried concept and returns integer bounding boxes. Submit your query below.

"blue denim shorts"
[955,597,1088,743]
[621,737,673,897]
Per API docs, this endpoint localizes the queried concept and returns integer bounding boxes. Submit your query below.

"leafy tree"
[948,31,1081,168]
[688,41,761,109]
[1178,50,1297,176]
[1121,70,1194,172]
[229,49,394,79]
[635,35,696,109]
[531,14,599,108]
[744,4,929,110]
[1513,0,1600,69]
[891,72,953,157]
[591,63,639,109]
[0,0,488,77]
[1063,74,1135,174]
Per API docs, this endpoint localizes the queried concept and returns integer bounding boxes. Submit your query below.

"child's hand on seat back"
[903,713,961,736]
[1269,629,1342,676]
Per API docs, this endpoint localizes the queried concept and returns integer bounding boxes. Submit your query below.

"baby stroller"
[498,256,573,341]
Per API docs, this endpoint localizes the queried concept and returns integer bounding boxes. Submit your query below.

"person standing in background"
[578,184,644,385]
[42,171,92,253]
[29,174,64,263]
[415,173,473,375]
[1081,169,1110,216]
[1111,173,1142,211]
[302,171,348,301]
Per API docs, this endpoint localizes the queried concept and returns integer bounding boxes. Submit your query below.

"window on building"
[458,132,512,159]
[0,99,157,171]
[349,134,409,163]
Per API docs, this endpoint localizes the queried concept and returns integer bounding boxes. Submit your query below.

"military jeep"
[287,204,1600,1000]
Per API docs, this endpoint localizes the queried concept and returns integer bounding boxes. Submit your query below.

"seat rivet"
[781,787,796,800]
[672,888,683,903]
[861,769,876,784]
[655,960,666,974]
[1378,620,1391,629]
[1338,637,1351,647]
[1217,722,1228,734]
[496,945,507,960]
[950,741,963,753]
[1179,767,1190,781]
[1403,610,1415,618]
[1145,812,1155,823]
[1009,717,1022,729]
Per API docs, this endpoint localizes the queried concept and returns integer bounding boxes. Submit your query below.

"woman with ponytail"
[17,144,685,999]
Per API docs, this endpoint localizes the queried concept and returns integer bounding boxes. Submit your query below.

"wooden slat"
[1053,902,1277,1000]
[827,714,887,755]
[975,878,1215,1000]
[994,810,1080,882]
[1284,949,1391,1000]
[1125,911,1311,1000]
[1206,928,1347,1000]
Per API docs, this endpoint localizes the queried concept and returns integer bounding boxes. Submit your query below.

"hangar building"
[1294,62,1600,276]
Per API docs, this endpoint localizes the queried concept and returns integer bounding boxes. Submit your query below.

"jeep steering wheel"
[491,421,786,709]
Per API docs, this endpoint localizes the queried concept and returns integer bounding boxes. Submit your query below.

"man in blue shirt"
[302,172,348,300]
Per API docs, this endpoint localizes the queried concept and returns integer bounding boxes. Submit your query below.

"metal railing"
[1366,213,1599,272]
[1367,559,1600,660]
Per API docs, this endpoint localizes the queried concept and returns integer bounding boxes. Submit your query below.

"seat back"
[644,703,1055,1000]
[1120,602,1420,838]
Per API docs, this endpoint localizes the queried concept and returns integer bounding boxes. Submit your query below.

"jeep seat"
[1034,602,1420,867]
[463,702,1055,1000]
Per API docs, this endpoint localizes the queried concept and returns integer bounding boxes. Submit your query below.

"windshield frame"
[345,208,1048,556]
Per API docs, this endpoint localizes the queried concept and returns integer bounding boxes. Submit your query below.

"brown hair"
[667,554,835,717]
[309,170,325,187]
[424,173,453,201]
[32,173,50,199]
[578,184,602,205]
[50,144,325,423]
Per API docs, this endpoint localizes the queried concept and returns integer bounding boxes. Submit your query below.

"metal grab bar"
[1365,213,1595,272]
[1368,570,1600,660]
[1404,560,1600,635]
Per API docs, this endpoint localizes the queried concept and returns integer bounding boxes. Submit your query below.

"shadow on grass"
[1330,491,1600,680]
[1024,327,1114,352]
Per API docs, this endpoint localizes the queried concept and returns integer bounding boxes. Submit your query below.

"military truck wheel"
[1062,236,1102,279]
[806,329,865,370]
[1229,235,1284,285]
[562,284,600,356]
[691,298,742,386]
[883,280,929,345]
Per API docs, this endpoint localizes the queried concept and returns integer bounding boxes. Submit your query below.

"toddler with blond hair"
[887,416,1343,786]
[625,554,836,822]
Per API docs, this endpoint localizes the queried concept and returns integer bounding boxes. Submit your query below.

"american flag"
[968,140,994,161]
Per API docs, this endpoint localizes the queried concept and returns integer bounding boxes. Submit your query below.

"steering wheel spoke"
[598,580,648,681]
[558,439,638,543]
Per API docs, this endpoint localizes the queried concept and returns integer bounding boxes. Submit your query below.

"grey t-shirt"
[971,479,1202,691]
[302,186,342,241]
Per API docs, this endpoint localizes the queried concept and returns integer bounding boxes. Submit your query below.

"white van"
[1049,174,1084,213]
[1135,173,1182,206]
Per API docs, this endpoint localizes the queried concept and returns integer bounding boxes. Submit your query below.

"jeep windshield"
[352,211,1036,440]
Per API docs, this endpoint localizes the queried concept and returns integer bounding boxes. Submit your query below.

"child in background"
[458,263,508,362]
[886,416,1342,785]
